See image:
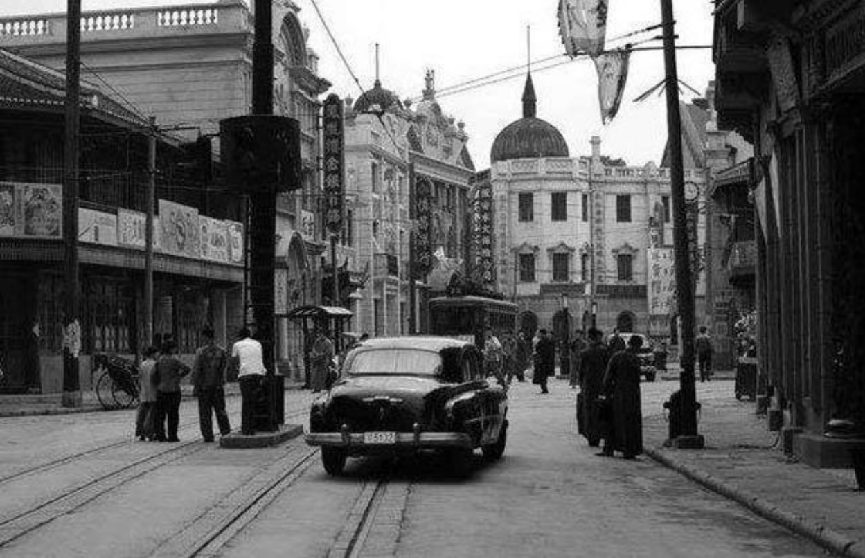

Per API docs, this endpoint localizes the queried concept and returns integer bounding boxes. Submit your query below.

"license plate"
[363,431,396,444]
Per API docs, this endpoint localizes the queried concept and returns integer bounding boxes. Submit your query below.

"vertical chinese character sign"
[413,177,433,278]
[323,94,344,235]
[470,175,495,289]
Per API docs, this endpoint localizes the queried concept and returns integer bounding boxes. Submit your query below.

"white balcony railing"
[0,18,50,36]
[157,8,219,27]
[81,13,135,32]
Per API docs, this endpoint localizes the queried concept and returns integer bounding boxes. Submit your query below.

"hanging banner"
[226,220,244,265]
[322,93,344,235]
[0,182,17,236]
[558,0,609,58]
[158,199,200,258]
[594,49,631,124]
[648,247,675,316]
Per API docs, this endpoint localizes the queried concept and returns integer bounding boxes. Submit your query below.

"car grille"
[328,397,420,432]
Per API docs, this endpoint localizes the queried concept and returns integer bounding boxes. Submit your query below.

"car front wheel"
[482,420,508,461]
[321,447,347,476]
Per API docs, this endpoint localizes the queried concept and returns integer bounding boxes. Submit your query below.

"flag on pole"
[558,0,609,58]
[594,49,630,124]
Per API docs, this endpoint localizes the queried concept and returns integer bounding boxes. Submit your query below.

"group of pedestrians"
[135,325,270,443]
[575,327,644,460]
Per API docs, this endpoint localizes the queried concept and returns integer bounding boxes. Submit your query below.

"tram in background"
[429,295,518,350]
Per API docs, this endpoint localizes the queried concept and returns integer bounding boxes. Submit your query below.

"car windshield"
[346,349,442,376]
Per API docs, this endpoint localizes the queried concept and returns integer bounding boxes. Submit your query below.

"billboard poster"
[78,208,118,246]
[470,176,495,287]
[199,216,229,263]
[300,209,315,242]
[226,220,244,265]
[117,208,146,249]
[0,183,15,236]
[21,183,62,238]
[558,0,609,58]
[159,200,199,258]
[413,177,433,278]
[274,268,288,315]
[648,248,675,316]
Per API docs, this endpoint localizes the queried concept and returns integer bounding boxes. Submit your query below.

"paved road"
[0,379,827,557]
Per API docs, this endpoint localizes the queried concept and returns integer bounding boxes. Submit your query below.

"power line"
[80,60,149,123]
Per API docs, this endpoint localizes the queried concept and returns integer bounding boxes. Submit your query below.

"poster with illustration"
[0,183,16,236]
[199,216,228,263]
[22,183,62,238]
[158,200,199,258]
[226,220,244,265]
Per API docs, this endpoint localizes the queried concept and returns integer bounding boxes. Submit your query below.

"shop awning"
[284,305,353,320]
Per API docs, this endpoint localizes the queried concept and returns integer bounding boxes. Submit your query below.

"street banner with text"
[594,49,631,124]
[558,0,609,57]
[322,94,344,235]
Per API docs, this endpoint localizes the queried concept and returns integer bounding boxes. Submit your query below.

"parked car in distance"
[304,336,509,477]
[617,333,657,381]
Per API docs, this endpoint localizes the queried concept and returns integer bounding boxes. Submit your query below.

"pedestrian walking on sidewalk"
[696,326,714,382]
[502,332,517,385]
[534,329,555,394]
[192,327,231,442]
[607,327,626,359]
[483,328,505,388]
[599,334,644,459]
[231,327,266,436]
[135,346,159,441]
[153,339,190,442]
[309,328,335,393]
[514,331,529,382]
[578,328,608,447]
[569,329,586,389]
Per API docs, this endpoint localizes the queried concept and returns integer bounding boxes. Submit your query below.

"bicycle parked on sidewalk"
[93,354,140,410]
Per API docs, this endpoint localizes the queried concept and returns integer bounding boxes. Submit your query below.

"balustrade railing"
[0,19,50,36]
[81,13,135,32]
[157,8,219,27]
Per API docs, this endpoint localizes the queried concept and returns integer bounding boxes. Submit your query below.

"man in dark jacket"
[533,329,556,394]
[599,334,644,459]
[153,339,190,442]
[578,328,608,447]
[607,327,626,358]
[192,327,231,442]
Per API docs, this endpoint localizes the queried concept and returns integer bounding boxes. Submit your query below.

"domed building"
[479,73,707,362]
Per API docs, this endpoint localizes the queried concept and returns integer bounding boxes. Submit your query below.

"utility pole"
[144,117,156,350]
[62,0,82,408]
[588,143,597,330]
[408,163,417,334]
[331,235,339,306]
[661,0,703,448]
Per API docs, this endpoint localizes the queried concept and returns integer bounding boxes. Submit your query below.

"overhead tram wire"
[80,60,150,123]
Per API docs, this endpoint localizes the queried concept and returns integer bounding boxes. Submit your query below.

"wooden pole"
[408,163,417,334]
[661,0,703,447]
[144,117,156,351]
[62,0,82,408]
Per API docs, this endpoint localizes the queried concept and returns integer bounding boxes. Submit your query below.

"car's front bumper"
[305,424,474,450]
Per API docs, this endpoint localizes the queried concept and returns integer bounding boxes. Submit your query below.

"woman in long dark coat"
[601,334,644,459]
[533,329,556,394]
[578,329,608,447]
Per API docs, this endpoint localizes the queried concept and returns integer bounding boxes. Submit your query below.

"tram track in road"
[0,438,207,549]
[0,403,310,487]
[149,446,320,558]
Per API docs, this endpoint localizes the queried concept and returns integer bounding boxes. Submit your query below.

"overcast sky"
[0,0,716,169]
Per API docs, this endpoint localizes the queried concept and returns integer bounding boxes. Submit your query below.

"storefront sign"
[159,199,200,258]
[226,220,244,265]
[78,208,118,246]
[413,177,433,278]
[0,182,16,236]
[117,208,146,249]
[322,93,344,234]
[648,247,675,316]
[199,216,228,263]
[471,176,495,287]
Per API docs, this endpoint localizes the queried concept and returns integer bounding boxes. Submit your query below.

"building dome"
[490,74,569,163]
[354,79,402,114]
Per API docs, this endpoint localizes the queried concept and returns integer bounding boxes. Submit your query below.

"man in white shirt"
[231,327,266,435]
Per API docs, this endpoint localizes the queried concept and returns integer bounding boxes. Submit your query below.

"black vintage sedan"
[305,336,508,476]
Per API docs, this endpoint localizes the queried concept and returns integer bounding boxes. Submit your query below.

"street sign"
[322,94,344,235]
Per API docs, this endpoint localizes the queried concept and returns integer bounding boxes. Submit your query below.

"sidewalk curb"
[645,447,865,558]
